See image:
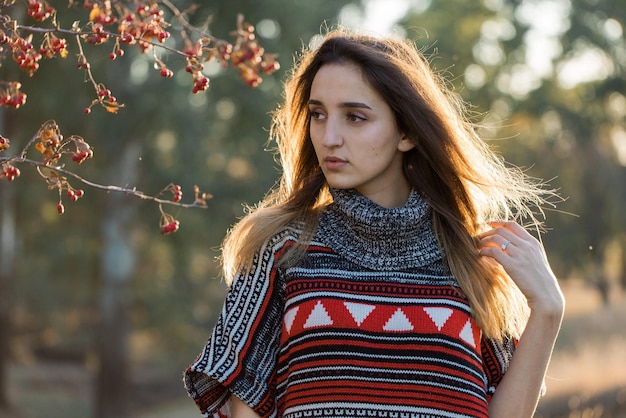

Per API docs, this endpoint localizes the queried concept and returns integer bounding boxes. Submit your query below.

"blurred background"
[0,0,624,417]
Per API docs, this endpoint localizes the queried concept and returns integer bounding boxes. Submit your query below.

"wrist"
[528,292,565,328]
[527,274,565,319]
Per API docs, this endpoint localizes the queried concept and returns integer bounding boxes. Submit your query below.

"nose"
[320,117,343,148]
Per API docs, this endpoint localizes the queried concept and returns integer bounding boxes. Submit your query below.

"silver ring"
[501,241,511,251]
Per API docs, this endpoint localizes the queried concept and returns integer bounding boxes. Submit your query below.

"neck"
[317,188,444,271]
[356,182,412,209]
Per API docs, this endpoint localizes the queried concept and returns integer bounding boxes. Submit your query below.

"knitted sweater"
[184,188,515,418]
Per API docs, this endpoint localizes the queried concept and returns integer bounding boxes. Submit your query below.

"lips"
[324,156,348,169]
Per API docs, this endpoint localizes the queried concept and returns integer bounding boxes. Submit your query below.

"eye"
[309,109,326,120]
[347,112,366,123]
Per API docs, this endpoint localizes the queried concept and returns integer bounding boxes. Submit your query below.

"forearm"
[488,304,564,418]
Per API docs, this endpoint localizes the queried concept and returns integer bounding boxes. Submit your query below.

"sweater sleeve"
[183,233,290,417]
[480,335,517,402]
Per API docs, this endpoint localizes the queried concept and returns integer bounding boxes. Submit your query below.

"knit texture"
[184,189,515,418]
[319,188,443,270]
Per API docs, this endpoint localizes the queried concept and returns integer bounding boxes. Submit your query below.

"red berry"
[160,68,173,78]
[160,220,180,235]
[121,33,134,43]
[57,203,64,215]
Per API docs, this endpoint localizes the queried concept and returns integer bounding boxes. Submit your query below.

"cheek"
[309,127,324,149]
[309,137,323,160]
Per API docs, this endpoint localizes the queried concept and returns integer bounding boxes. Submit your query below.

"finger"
[478,234,515,255]
[486,221,546,258]
[478,224,520,245]
[486,220,533,240]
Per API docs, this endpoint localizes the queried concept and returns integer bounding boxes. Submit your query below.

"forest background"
[0,0,624,417]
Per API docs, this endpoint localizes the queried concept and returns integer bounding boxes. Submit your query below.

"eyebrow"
[308,99,372,110]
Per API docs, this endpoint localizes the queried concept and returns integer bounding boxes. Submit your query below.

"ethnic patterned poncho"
[184,188,515,418]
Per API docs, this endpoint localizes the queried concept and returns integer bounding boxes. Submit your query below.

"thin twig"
[0,156,208,208]
[14,23,188,57]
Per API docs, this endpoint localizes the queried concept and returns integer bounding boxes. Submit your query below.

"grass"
[535,281,626,417]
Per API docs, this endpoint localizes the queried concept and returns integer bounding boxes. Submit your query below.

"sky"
[339,0,417,35]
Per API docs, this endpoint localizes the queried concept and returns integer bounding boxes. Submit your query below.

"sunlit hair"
[221,28,555,340]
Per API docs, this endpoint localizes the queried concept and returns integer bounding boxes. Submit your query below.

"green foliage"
[401,0,626,281]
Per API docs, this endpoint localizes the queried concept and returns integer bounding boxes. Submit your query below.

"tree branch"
[0,156,209,209]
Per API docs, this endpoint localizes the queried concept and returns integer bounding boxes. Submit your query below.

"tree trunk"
[0,182,16,412]
[0,107,17,414]
[619,232,626,293]
[94,143,140,418]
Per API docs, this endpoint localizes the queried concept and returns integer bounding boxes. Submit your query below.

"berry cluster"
[108,47,124,60]
[0,27,68,108]
[160,218,180,235]
[52,174,88,216]
[28,122,92,214]
[0,133,17,189]
[228,17,280,87]
[2,1,278,114]
[112,2,171,54]
[84,85,122,114]
[54,172,87,215]
[27,0,55,22]
[33,120,94,167]
[39,33,68,59]
[34,120,64,163]
[1,164,20,181]
[0,4,274,234]
[87,3,116,26]
[84,23,109,45]
[71,146,93,164]
[180,17,280,91]
[170,184,182,202]
[0,81,27,109]
[9,34,42,77]
[67,188,85,201]
[184,56,209,93]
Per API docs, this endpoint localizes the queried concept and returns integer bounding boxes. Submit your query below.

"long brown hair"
[222,29,552,340]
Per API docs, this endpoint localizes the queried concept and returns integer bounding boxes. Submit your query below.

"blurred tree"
[400,0,626,297]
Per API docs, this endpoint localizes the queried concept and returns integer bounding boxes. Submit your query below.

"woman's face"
[308,62,415,208]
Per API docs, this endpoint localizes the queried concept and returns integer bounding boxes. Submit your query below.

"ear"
[397,135,415,153]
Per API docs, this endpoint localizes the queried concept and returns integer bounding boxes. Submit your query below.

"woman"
[184,29,565,418]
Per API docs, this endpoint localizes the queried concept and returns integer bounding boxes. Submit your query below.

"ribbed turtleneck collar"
[317,188,443,271]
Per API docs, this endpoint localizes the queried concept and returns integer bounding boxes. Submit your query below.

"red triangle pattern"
[282,298,480,347]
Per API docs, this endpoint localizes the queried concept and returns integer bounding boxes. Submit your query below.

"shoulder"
[261,219,306,255]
